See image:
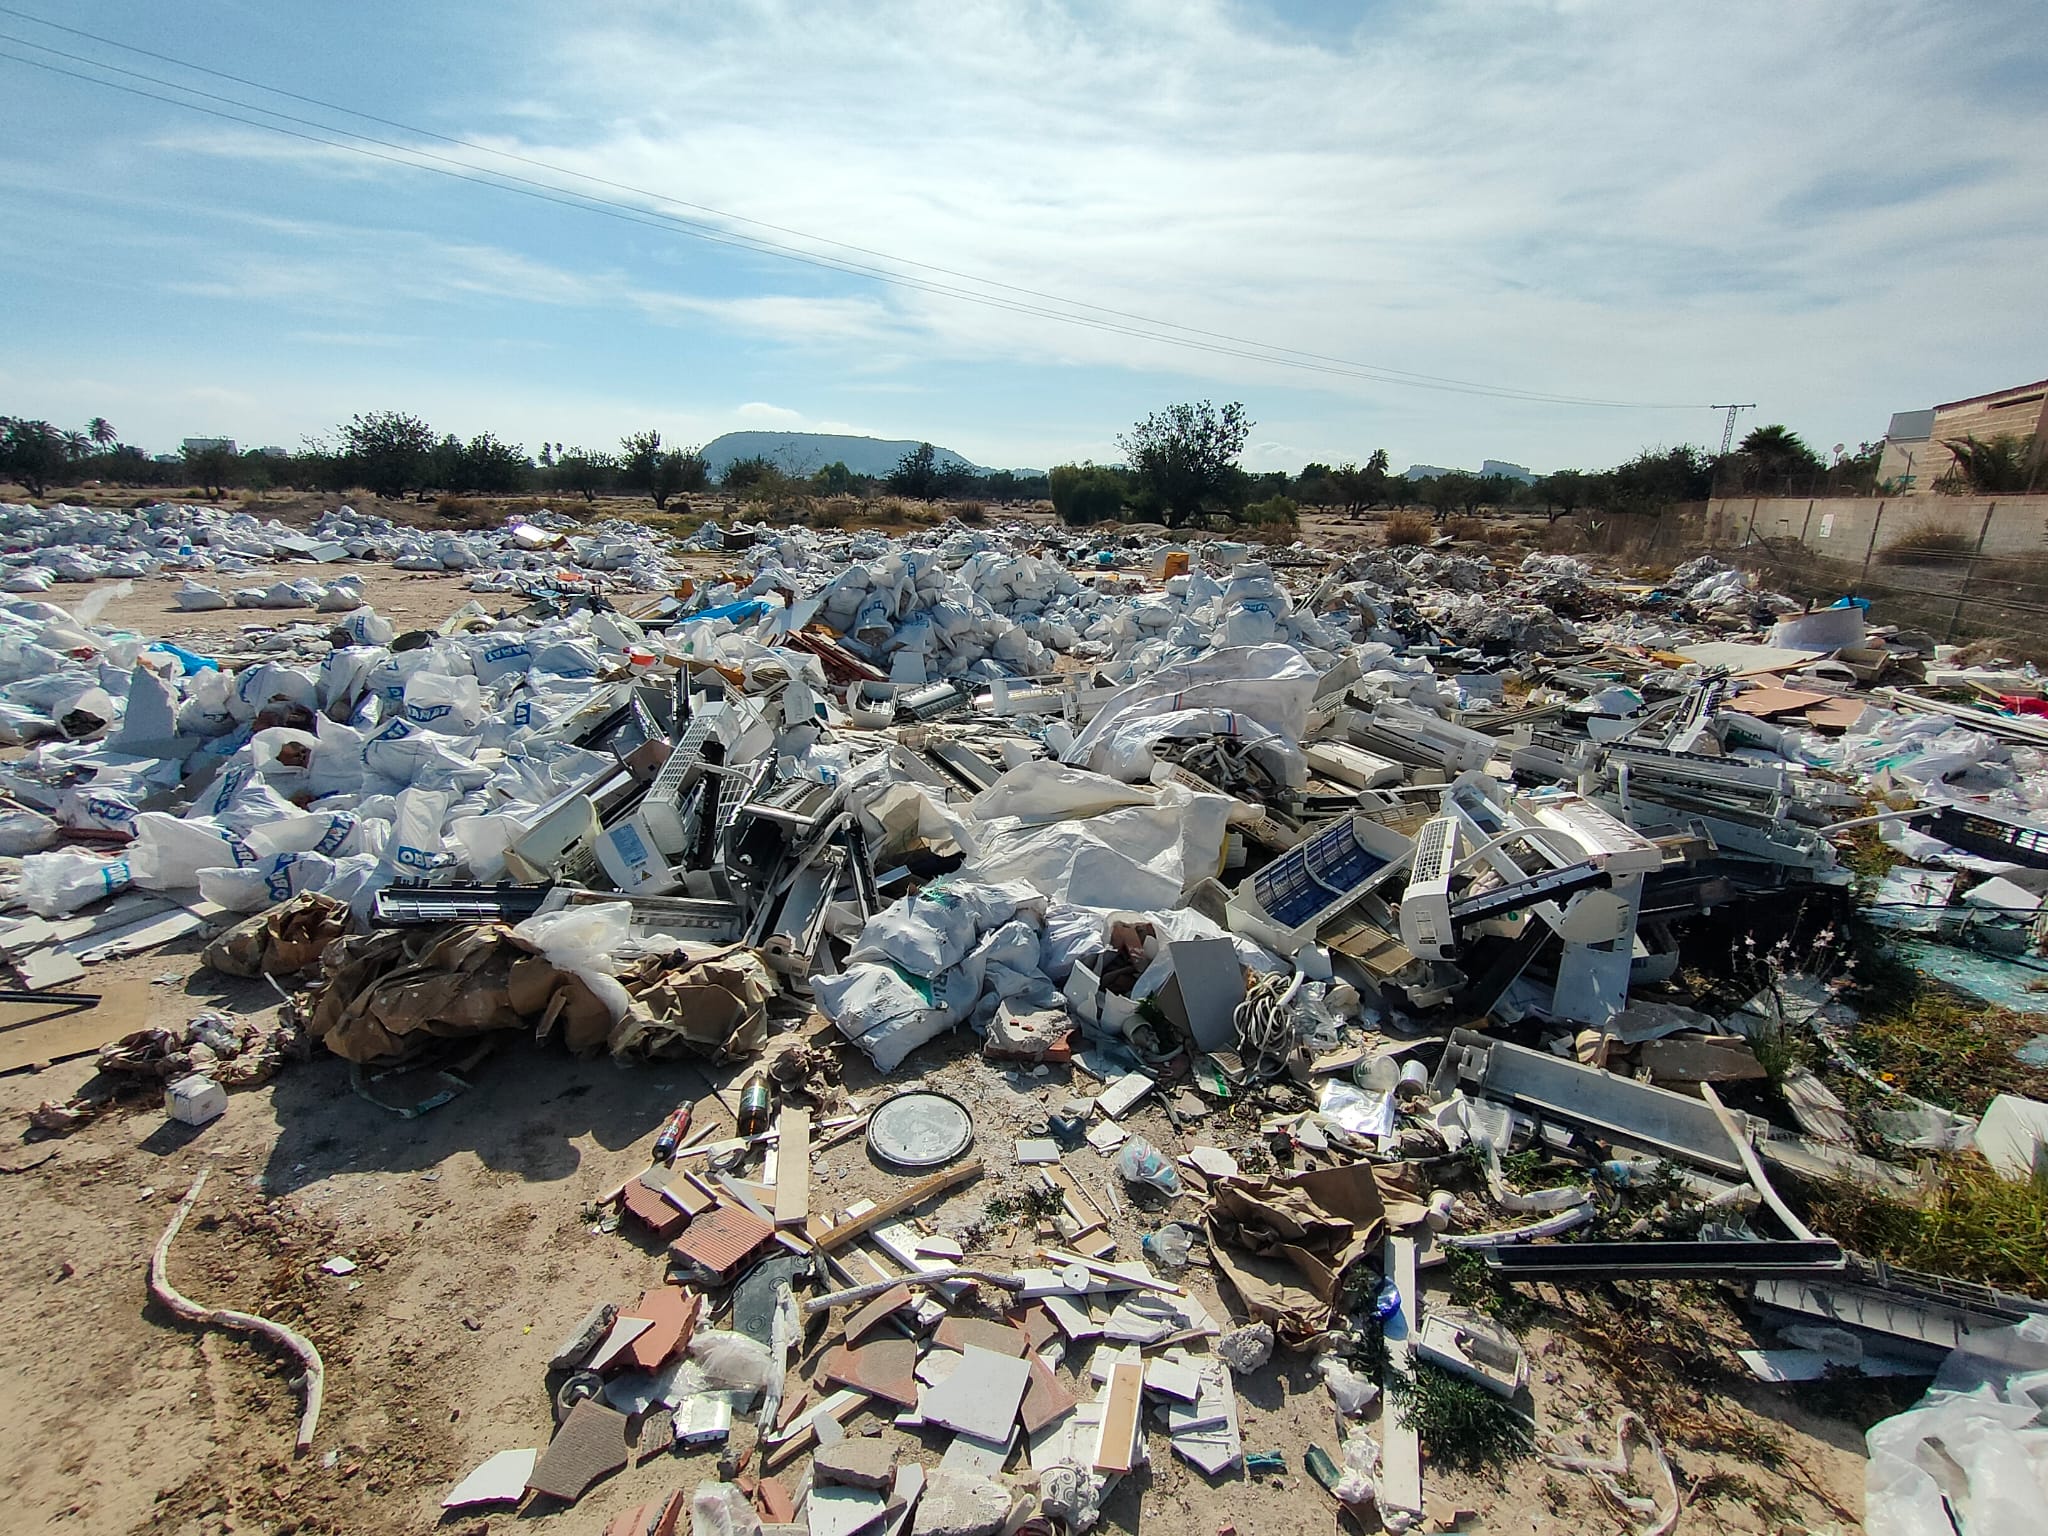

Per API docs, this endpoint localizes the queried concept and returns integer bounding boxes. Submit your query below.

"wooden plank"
[816,1159,983,1253]
[1092,1359,1144,1474]
[775,1107,811,1229]
[0,983,146,1075]
[1380,1234,1423,1520]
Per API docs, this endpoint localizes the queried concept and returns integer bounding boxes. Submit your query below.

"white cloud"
[465,0,2048,464]
[23,0,2048,469]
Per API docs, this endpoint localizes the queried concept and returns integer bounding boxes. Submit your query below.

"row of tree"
[0,411,1056,508]
[6,406,2036,517]
[1043,407,2034,529]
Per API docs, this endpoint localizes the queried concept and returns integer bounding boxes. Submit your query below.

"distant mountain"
[1404,460,1540,483]
[699,431,982,481]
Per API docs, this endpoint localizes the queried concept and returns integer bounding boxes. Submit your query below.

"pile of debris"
[5,503,2048,1530]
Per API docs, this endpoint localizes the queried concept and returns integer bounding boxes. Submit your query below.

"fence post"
[1796,499,1816,549]
[1857,502,1886,593]
[1947,501,1999,642]
[1744,498,1761,545]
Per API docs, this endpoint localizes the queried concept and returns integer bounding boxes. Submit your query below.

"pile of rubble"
[5,505,2048,1533]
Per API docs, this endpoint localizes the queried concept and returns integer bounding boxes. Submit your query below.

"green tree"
[1532,469,1592,522]
[0,418,75,497]
[87,417,116,451]
[722,454,777,491]
[1116,400,1252,526]
[1048,463,1128,526]
[341,410,436,499]
[620,430,706,509]
[182,440,236,501]
[887,441,942,500]
[812,460,858,497]
[1600,445,1715,513]
[460,432,532,494]
[1328,449,1393,513]
[1733,424,1823,494]
[554,447,618,503]
[1938,435,2042,495]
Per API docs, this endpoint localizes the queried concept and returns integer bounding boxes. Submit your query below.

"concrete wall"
[1709,495,2048,560]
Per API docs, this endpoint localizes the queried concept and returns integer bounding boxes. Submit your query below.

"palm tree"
[1939,435,2043,494]
[1736,424,1821,493]
[87,417,116,451]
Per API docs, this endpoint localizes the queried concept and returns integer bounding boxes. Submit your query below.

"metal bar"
[1486,1240,1844,1279]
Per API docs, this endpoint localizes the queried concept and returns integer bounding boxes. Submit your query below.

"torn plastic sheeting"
[1864,1316,2048,1536]
[1062,643,1320,780]
[965,781,1232,910]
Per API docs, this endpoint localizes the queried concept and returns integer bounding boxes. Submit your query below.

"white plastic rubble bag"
[361,715,482,788]
[0,808,58,856]
[250,807,376,861]
[228,663,317,723]
[54,785,141,836]
[130,811,255,889]
[335,606,393,646]
[812,963,954,1074]
[20,849,133,915]
[510,902,634,1022]
[403,671,485,734]
[366,649,431,707]
[379,786,460,884]
[464,632,534,685]
[175,581,230,611]
[199,849,338,913]
[848,886,983,977]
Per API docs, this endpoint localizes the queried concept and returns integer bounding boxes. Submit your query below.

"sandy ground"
[0,512,1883,1535]
[0,964,1880,1536]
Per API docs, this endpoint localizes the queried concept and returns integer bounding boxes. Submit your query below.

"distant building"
[180,437,236,456]
[1878,377,2047,492]
[255,445,291,459]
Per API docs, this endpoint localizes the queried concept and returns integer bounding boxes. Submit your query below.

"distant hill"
[1405,460,1540,483]
[699,431,982,481]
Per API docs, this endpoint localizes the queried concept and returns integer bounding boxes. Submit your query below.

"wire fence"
[1560,497,2048,659]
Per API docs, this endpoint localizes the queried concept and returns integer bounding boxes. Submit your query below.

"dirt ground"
[0,957,1882,1536]
[0,507,1883,1535]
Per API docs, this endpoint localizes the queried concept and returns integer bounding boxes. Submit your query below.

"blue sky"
[3,0,2045,474]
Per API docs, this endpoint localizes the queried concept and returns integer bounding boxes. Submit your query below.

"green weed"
[1387,1361,1531,1469]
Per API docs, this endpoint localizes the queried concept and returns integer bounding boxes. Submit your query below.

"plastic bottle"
[1141,1222,1193,1270]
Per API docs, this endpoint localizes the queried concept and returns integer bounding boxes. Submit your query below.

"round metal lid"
[867,1089,975,1169]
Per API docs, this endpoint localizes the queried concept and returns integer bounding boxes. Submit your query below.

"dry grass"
[1879,523,1975,565]
[1443,516,1487,540]
[1382,511,1432,547]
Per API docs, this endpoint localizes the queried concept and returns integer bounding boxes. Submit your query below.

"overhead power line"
[0,8,1712,411]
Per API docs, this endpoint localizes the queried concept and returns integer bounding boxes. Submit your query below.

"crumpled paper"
[1203,1162,1387,1343]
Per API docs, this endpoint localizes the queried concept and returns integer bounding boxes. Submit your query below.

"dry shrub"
[1481,523,1523,549]
[1880,523,1975,565]
[805,496,856,529]
[954,500,988,524]
[435,493,485,518]
[1443,516,1486,540]
[1382,511,1431,547]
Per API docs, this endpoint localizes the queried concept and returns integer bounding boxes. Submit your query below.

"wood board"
[774,1107,811,1228]
[0,982,148,1075]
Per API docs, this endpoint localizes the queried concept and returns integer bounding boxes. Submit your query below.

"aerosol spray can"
[651,1103,694,1164]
